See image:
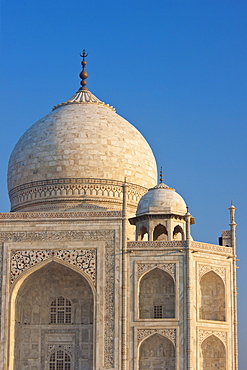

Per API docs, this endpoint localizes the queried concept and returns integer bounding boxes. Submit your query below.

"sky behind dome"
[1,1,247,367]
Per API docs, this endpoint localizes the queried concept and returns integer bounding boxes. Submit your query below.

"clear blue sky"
[1,0,247,366]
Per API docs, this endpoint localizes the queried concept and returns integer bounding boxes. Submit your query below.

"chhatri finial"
[159,167,164,183]
[79,49,89,90]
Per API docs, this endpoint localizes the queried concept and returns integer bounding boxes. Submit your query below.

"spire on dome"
[160,167,164,183]
[79,49,89,90]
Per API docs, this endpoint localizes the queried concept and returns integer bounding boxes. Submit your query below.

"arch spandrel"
[10,249,96,286]
[136,263,176,282]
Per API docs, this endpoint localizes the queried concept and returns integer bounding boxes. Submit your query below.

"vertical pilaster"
[229,204,238,370]
[122,183,129,370]
[185,211,192,370]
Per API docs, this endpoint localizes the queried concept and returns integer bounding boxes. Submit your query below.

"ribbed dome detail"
[53,89,116,111]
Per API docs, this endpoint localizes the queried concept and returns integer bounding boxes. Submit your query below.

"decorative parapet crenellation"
[11,249,96,284]
[128,241,185,249]
[137,328,176,346]
[128,240,233,255]
[191,241,233,255]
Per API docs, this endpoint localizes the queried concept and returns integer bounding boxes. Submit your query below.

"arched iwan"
[9,260,95,370]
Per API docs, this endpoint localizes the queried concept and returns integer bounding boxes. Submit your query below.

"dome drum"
[9,177,148,212]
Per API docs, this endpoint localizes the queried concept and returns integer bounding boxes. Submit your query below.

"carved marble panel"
[198,264,226,283]
[199,329,227,347]
[137,328,176,346]
[11,249,96,284]
[137,263,176,281]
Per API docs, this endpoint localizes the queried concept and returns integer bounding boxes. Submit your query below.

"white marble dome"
[136,182,187,216]
[7,89,157,212]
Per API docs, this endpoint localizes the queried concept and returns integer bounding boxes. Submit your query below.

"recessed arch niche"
[173,225,184,240]
[201,335,226,369]
[138,225,149,241]
[12,261,94,370]
[153,224,168,241]
[199,271,225,321]
[139,268,175,319]
[139,333,175,370]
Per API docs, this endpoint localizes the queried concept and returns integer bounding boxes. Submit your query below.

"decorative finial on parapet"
[79,49,89,90]
[159,167,164,183]
[229,201,236,225]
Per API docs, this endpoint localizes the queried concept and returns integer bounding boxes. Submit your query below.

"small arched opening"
[153,224,168,241]
[138,225,149,241]
[173,225,184,240]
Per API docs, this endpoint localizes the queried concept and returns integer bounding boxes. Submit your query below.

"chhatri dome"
[136,182,187,217]
[7,51,157,212]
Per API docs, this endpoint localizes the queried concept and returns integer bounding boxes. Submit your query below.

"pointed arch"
[201,335,226,369]
[138,225,149,241]
[139,333,175,370]
[153,224,168,241]
[139,268,175,319]
[199,271,225,321]
[9,260,94,369]
[173,225,184,240]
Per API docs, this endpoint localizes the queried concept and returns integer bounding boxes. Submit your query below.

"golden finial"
[160,167,164,183]
[79,49,88,90]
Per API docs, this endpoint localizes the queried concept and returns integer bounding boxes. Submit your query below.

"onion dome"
[7,51,157,212]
